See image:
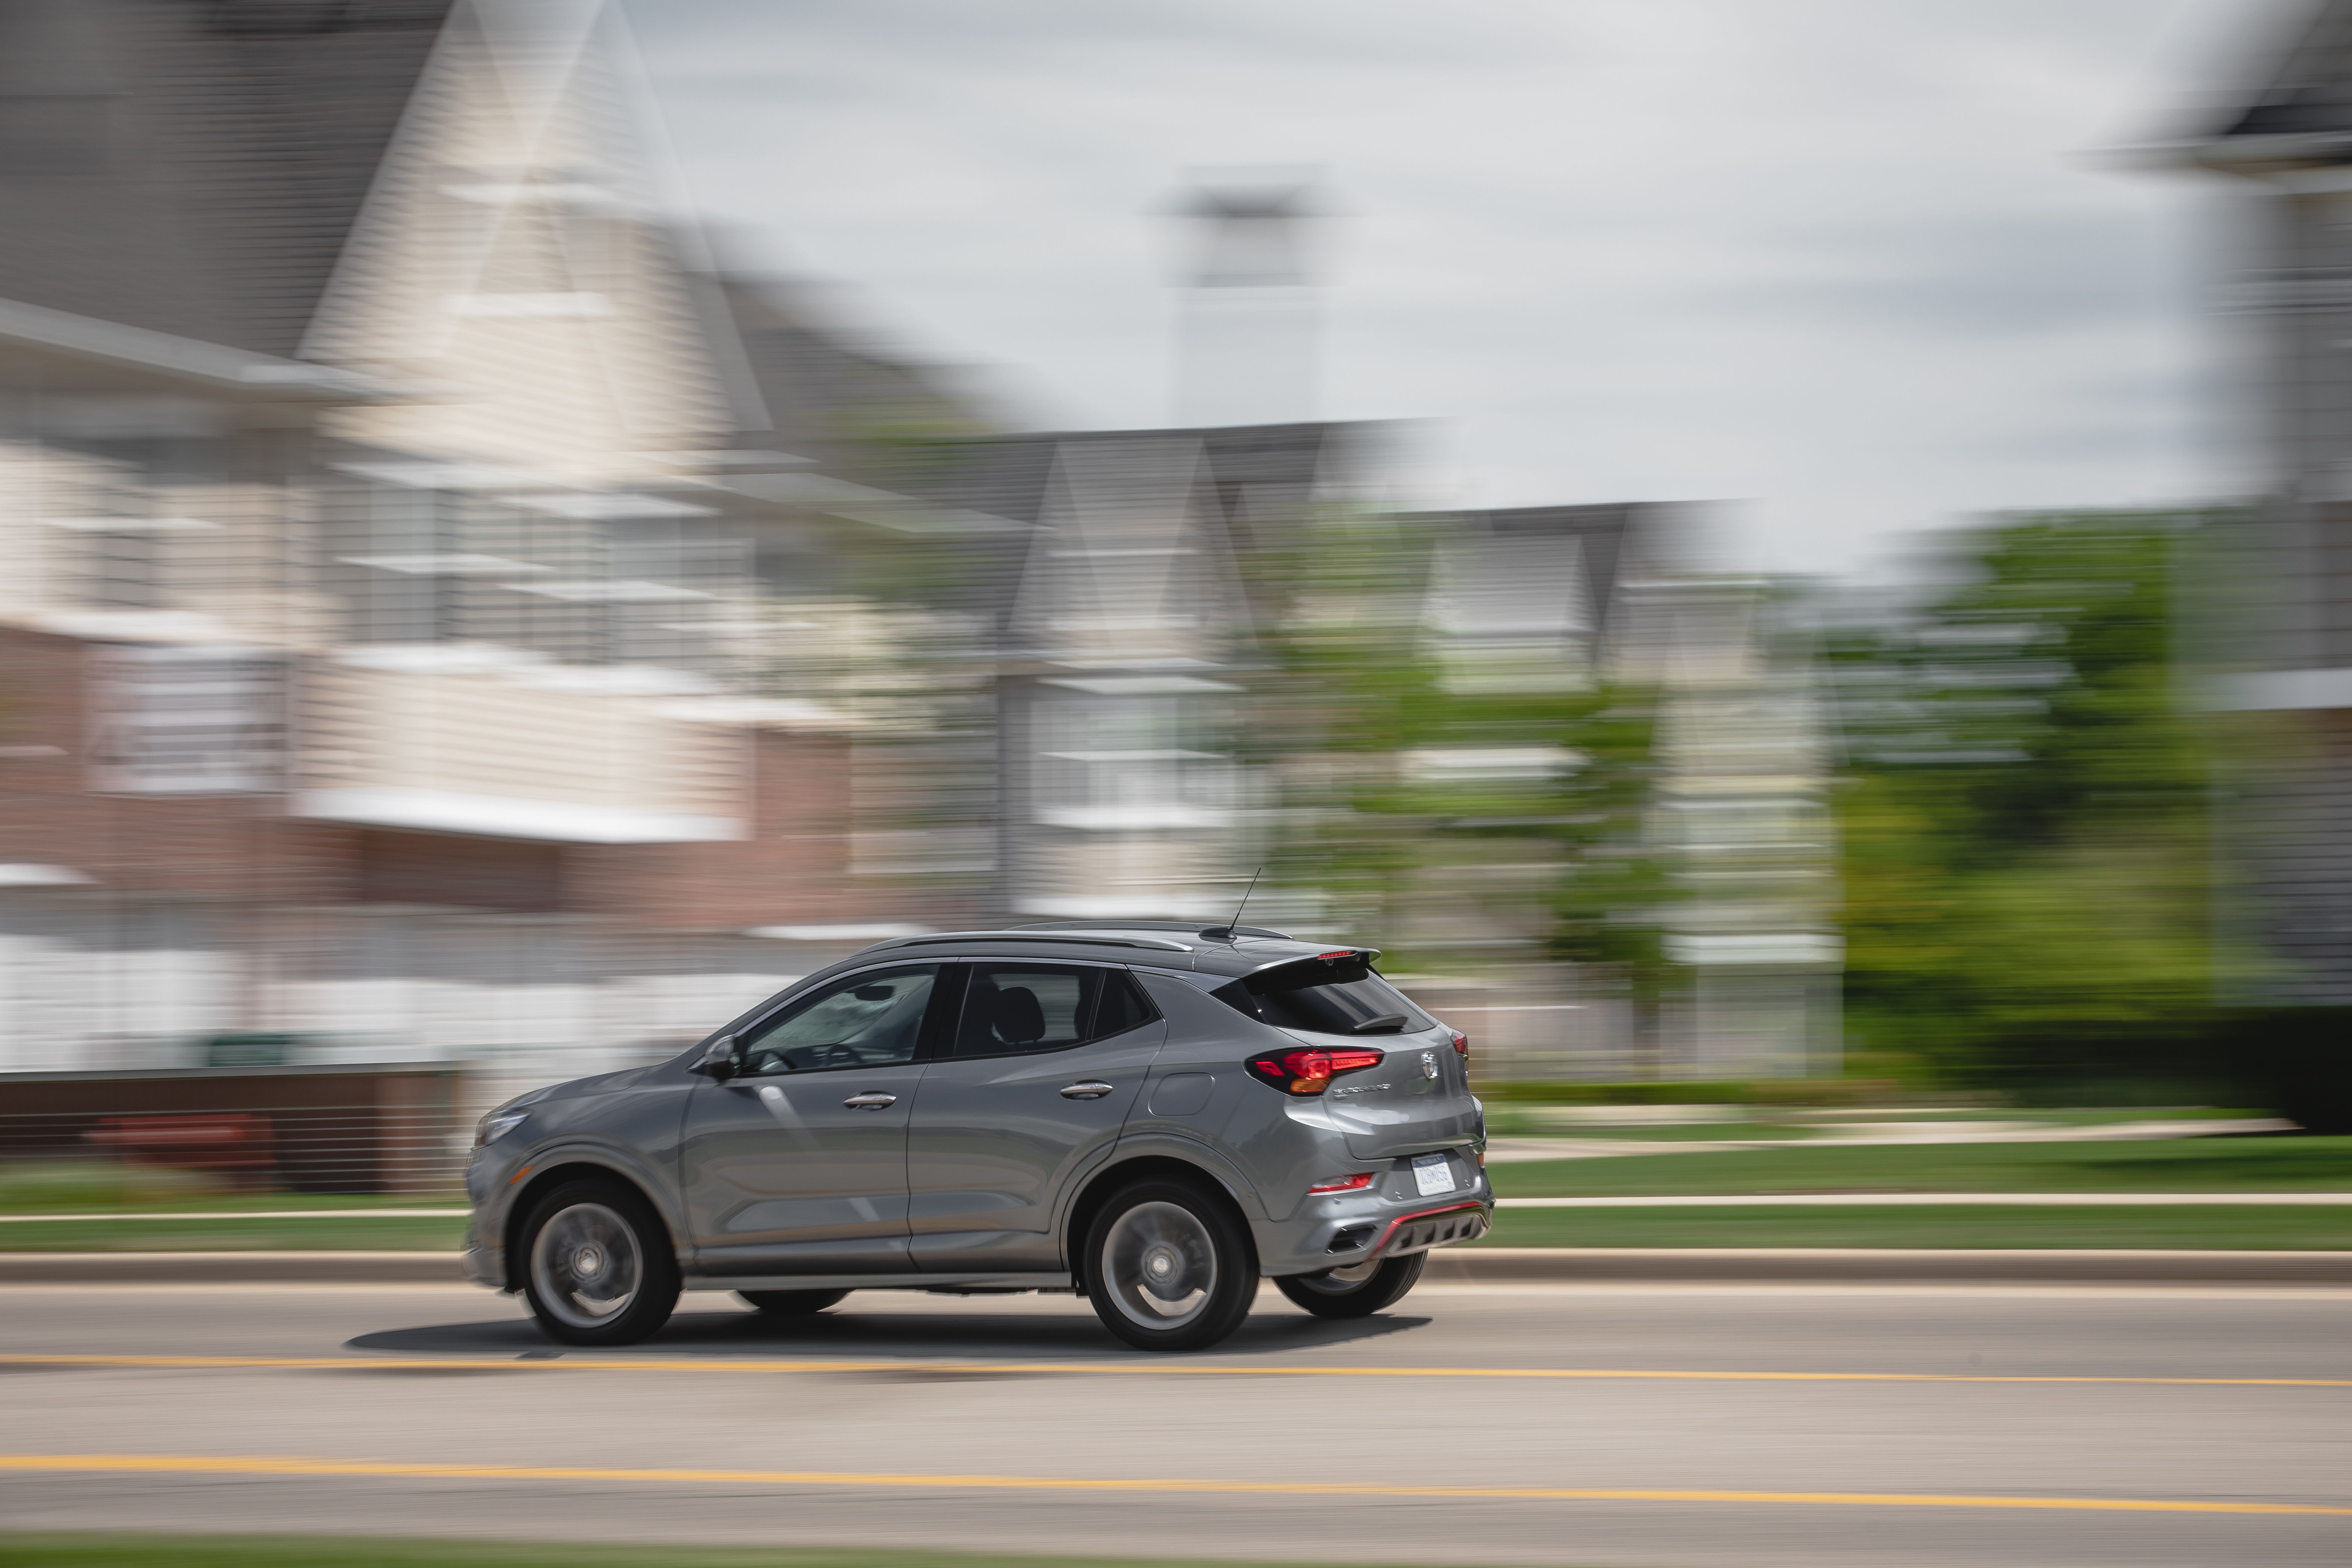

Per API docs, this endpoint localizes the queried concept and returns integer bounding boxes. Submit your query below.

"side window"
[950,964,1158,1058]
[739,965,938,1075]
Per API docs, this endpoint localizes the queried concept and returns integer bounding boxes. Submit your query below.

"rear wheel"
[1275,1251,1425,1318]
[737,1289,849,1317]
[520,1179,679,1347]
[1084,1179,1257,1352]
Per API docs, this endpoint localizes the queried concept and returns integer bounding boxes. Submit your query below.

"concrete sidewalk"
[7,1190,2346,1224]
[5,1247,2348,1287]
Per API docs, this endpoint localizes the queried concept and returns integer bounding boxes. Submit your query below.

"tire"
[737,1289,850,1317]
[520,1178,680,1347]
[1082,1178,1258,1352]
[1274,1250,1425,1319]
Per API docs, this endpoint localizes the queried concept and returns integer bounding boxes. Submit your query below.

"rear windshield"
[1216,956,1434,1036]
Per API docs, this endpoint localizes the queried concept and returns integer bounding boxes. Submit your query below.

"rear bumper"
[1366,1199,1492,1260]
[1256,1185,1494,1278]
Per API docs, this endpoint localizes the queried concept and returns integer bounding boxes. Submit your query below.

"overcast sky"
[620,0,2273,577]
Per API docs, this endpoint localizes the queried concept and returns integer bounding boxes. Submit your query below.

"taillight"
[1448,1028,1469,1059]
[1243,1045,1385,1095]
[1308,1172,1376,1193]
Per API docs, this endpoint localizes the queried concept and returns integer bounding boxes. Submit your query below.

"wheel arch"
[1062,1153,1258,1295]
[501,1159,679,1292]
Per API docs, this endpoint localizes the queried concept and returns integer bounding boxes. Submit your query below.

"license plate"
[1411,1153,1456,1196]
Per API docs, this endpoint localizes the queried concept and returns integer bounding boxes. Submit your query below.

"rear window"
[1215,956,1433,1036]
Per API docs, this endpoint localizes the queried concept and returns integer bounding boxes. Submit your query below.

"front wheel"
[1083,1179,1257,1352]
[520,1179,680,1346]
[738,1289,849,1317]
[1275,1251,1425,1318]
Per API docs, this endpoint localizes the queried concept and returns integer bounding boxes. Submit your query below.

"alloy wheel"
[1100,1199,1220,1330]
[528,1201,642,1330]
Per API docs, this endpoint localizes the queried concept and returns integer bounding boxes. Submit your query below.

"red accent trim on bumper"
[1367,1199,1491,1259]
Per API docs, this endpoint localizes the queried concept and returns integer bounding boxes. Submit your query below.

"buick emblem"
[1420,1050,1438,1079]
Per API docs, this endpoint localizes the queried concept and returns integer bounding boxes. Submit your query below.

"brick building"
[0,0,986,1086]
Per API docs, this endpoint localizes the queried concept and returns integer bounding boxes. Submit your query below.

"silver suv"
[463,921,1491,1351]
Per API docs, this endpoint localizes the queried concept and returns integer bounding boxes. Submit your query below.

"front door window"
[740,968,935,1075]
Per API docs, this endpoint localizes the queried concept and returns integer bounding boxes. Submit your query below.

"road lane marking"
[4,1352,2349,1388]
[0,1211,467,1223]
[6,1193,2349,1220]
[0,1454,2344,1516]
[1496,1193,2352,1207]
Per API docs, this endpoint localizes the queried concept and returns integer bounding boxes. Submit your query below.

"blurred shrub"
[2224,1008,2352,1133]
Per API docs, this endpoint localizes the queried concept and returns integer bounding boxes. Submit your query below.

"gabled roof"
[714,276,996,485]
[894,420,1378,629]
[2211,0,2352,140]
[0,0,453,358]
[1441,502,1675,630]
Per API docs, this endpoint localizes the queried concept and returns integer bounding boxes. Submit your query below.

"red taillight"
[1243,1045,1385,1095]
[1308,1172,1376,1193]
[1449,1028,1469,1059]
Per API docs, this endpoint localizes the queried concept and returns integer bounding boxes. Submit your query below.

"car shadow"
[346,1297,1432,1362]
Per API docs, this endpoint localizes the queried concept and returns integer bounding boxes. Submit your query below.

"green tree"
[1830,509,2240,1091]
[1544,685,1680,1063]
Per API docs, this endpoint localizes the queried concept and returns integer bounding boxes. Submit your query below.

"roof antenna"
[1203,866,1263,943]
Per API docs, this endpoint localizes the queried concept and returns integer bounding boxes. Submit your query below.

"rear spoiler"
[1240,948,1382,988]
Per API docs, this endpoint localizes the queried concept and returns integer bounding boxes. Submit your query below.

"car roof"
[843,921,1378,979]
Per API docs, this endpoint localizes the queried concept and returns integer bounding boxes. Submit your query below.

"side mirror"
[693,1034,740,1080]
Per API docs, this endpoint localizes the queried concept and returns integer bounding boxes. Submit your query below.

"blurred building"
[0,0,993,1087]
[1389,505,1837,1081]
[1172,174,1320,428]
[905,421,1386,924]
[2169,0,2352,1005]
[0,1,1836,1111]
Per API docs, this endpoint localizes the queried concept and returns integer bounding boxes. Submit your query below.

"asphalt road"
[2,1279,2348,1567]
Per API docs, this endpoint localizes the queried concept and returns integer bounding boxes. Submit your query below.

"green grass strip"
[1489,1135,2352,1197]
[1475,1203,2352,1250]
[0,1218,467,1253]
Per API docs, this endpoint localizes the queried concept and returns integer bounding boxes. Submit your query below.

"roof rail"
[869,930,1195,954]
[1015,919,1292,942]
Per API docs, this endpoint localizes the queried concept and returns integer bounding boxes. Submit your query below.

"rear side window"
[950,964,1160,1058]
[1217,957,1433,1036]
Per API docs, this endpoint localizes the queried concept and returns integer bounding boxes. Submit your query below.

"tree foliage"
[1830,510,2241,1089]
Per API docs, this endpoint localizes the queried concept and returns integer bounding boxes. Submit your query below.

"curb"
[4,1247,2351,1287]
[1422,1247,2352,1285]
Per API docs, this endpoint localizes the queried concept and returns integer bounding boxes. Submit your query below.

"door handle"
[1059,1081,1115,1100]
[841,1092,898,1110]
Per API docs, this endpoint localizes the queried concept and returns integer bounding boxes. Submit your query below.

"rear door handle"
[1059,1081,1115,1100]
[842,1092,898,1110]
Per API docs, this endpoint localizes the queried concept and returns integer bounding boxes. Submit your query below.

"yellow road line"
[0,1453,2343,1516]
[4,1351,2349,1389]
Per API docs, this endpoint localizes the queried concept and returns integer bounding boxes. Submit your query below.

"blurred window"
[88,646,284,795]
[1033,694,1234,826]
[949,964,1157,1058]
[738,966,939,1076]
